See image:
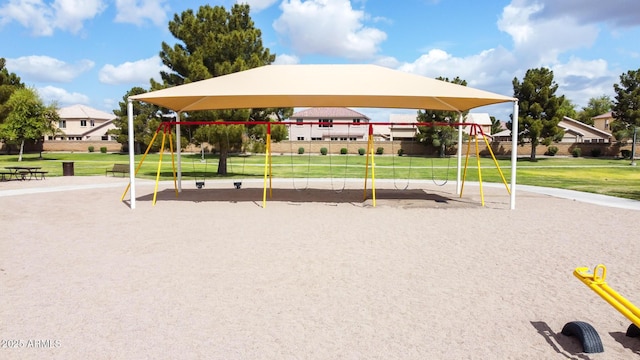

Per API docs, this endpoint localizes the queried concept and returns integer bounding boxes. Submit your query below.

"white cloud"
[273,0,387,60]
[37,85,90,105]
[0,0,105,36]
[52,0,106,33]
[114,0,169,27]
[6,55,94,82]
[273,53,300,65]
[398,47,518,95]
[551,58,617,105]
[99,56,168,85]
[235,0,280,12]
[498,0,599,64]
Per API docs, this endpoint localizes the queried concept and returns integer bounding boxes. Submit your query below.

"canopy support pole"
[510,101,519,210]
[127,99,136,209]
[176,111,182,192]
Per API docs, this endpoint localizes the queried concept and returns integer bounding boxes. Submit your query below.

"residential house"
[386,114,419,141]
[592,111,614,133]
[463,113,493,136]
[491,116,612,143]
[287,107,370,141]
[50,104,117,141]
[558,116,612,143]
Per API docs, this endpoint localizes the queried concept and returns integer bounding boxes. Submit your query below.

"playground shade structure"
[126,64,517,209]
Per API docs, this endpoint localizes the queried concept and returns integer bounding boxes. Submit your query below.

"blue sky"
[1,0,639,122]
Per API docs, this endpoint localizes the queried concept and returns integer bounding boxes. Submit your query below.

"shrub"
[590,148,602,157]
[545,145,558,156]
[397,148,405,156]
[320,147,328,155]
[100,147,107,153]
[88,145,94,153]
[376,147,384,155]
[572,147,582,157]
[298,147,305,155]
[340,147,348,155]
[621,149,632,159]
[358,148,365,155]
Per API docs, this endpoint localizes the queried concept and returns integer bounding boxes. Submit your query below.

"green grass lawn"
[2,152,639,200]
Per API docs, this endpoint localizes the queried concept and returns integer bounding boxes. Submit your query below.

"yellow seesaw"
[561,264,640,354]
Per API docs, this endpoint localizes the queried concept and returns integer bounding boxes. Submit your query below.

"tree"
[490,116,503,135]
[0,87,58,161]
[417,76,467,157]
[612,68,640,162]
[0,58,24,125]
[577,95,613,125]
[111,87,166,154]
[153,3,286,174]
[512,68,565,160]
[193,123,244,175]
[557,98,577,119]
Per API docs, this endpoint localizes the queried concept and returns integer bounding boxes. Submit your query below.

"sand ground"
[1,176,639,359]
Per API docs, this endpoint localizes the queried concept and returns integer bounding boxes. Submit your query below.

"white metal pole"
[127,99,136,209]
[176,111,182,191]
[456,113,463,195]
[510,101,519,210]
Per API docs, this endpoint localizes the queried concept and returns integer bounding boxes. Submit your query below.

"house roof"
[465,112,492,125]
[58,104,115,120]
[291,107,369,119]
[130,64,515,112]
[592,111,613,120]
[560,116,612,137]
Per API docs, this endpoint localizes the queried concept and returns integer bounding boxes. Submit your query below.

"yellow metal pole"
[474,134,485,207]
[371,146,376,207]
[121,128,161,201]
[152,131,167,206]
[168,131,178,198]
[480,130,511,195]
[574,265,640,327]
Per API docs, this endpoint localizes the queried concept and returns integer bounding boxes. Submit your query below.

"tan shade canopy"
[130,64,514,112]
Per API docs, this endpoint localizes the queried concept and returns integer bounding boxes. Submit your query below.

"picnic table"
[3,166,47,181]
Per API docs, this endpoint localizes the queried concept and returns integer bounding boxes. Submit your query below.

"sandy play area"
[1,176,639,359]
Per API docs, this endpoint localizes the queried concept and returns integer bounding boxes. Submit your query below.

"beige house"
[492,116,613,143]
[558,116,612,143]
[592,111,614,132]
[50,104,117,141]
[286,107,370,141]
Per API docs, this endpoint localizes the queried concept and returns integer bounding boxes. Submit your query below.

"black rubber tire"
[626,323,640,338]
[561,321,604,353]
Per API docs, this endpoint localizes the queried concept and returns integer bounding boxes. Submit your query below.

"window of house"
[297,136,305,141]
[311,137,322,141]
[339,137,347,141]
[604,120,609,130]
[80,120,87,127]
[353,118,361,124]
[59,120,66,128]
[296,118,303,126]
[319,118,333,128]
[349,137,357,141]
[90,119,95,127]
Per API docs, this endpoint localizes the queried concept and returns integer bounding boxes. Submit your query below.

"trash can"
[62,161,74,176]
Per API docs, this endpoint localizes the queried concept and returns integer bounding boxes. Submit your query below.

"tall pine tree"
[512,68,564,160]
